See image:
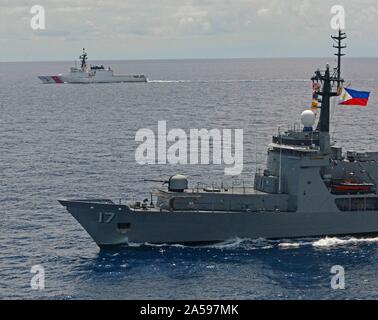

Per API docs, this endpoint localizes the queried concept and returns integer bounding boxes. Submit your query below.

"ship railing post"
[278,132,283,194]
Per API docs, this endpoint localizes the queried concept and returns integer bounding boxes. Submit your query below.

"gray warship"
[59,31,378,248]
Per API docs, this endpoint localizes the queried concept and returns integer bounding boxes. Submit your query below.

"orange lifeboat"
[331,179,375,194]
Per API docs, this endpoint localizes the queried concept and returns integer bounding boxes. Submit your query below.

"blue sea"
[1,58,378,299]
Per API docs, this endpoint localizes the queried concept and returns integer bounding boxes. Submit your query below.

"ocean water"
[1,58,378,299]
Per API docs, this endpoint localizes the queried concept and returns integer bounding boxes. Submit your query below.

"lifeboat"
[331,179,375,194]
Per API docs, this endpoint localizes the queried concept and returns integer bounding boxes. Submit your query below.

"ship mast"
[333,30,347,90]
[79,48,88,70]
[312,30,346,152]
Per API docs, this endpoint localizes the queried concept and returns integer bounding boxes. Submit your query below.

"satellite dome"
[301,110,316,128]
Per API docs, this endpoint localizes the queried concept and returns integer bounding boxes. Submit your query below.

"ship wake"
[126,236,378,251]
[148,79,308,84]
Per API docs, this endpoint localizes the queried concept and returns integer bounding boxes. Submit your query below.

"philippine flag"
[339,87,370,106]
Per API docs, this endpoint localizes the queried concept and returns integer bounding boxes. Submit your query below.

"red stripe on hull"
[51,76,63,84]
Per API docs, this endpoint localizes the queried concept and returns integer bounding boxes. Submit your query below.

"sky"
[0,0,378,61]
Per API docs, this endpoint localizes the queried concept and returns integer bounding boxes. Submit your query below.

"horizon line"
[1,56,378,63]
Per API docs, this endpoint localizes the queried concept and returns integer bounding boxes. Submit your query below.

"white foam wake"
[312,236,378,248]
[148,80,192,83]
[278,242,302,249]
[148,79,309,84]
[208,237,247,249]
[126,236,378,250]
[205,237,275,250]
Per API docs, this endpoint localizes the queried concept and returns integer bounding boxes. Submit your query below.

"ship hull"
[38,75,147,84]
[59,200,378,248]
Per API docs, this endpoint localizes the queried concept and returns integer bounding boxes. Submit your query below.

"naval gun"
[144,174,188,192]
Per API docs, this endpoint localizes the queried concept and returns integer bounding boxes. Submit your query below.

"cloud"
[0,0,377,60]
[257,8,270,16]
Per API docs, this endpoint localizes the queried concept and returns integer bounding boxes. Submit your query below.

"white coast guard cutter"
[38,49,147,84]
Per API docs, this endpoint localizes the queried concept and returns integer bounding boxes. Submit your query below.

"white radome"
[301,110,316,128]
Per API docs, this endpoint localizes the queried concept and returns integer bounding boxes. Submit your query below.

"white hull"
[39,74,147,84]
[39,67,147,84]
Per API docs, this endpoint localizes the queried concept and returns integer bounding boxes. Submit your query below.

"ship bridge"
[272,127,320,148]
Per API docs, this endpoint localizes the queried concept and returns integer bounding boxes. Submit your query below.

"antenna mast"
[312,30,346,151]
[332,30,347,90]
[79,48,88,70]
